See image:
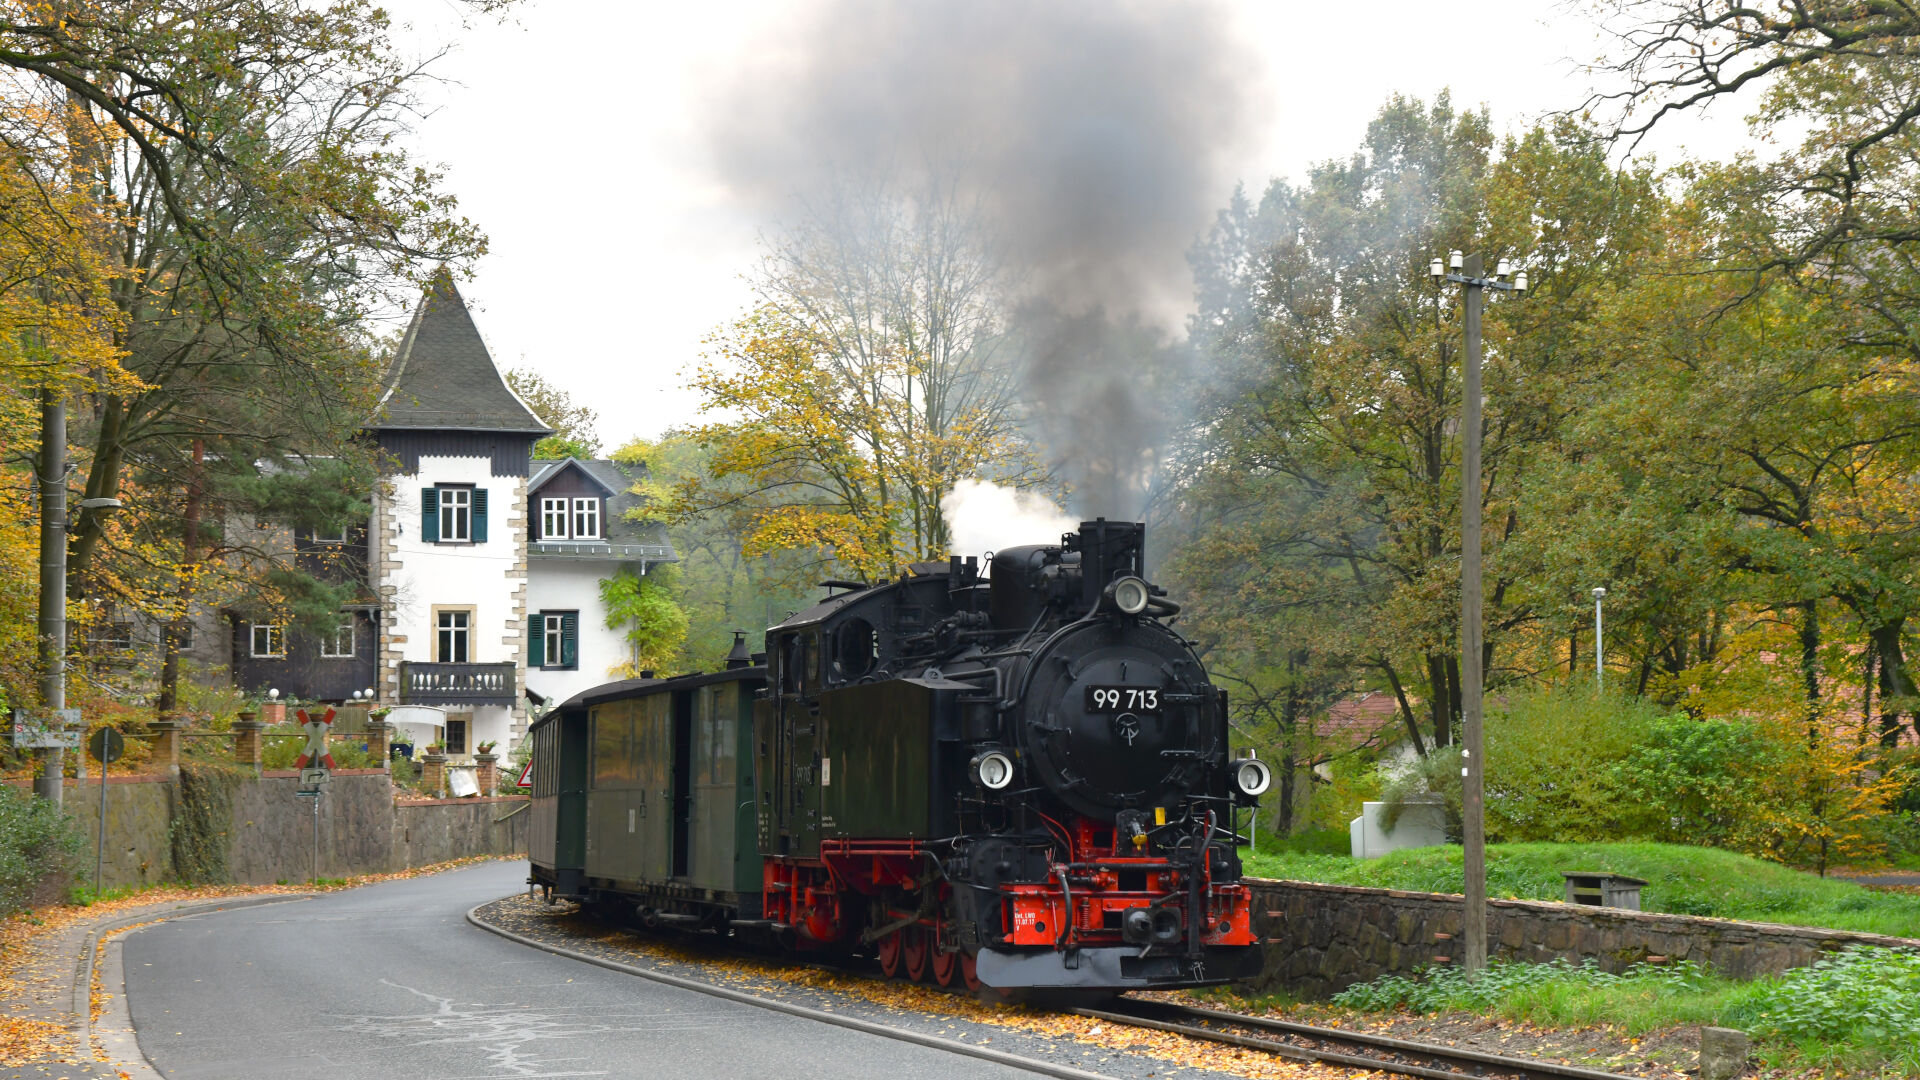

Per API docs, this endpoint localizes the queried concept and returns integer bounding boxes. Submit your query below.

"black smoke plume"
[706,0,1258,517]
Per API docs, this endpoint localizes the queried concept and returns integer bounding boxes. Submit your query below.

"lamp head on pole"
[1513,270,1528,292]
[1495,258,1511,278]
[1429,256,1445,280]
[1592,586,1607,601]
[267,688,279,701]
[1449,249,1464,271]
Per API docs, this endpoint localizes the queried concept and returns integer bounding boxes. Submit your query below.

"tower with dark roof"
[364,271,555,752]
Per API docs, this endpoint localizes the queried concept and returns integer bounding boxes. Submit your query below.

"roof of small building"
[370,269,554,435]
[529,456,675,552]
[1316,691,1404,748]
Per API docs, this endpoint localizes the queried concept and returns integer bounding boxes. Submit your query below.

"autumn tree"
[1,0,499,714]
[508,368,602,459]
[1171,97,1661,753]
[738,173,1035,563]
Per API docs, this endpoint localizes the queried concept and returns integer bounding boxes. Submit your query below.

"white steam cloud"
[942,480,1078,566]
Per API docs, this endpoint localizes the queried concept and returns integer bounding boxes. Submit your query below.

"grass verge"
[1241,840,1920,937]
[1324,948,1920,1078]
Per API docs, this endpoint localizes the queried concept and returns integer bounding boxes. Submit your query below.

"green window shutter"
[421,487,439,543]
[472,488,489,543]
[561,611,578,669]
[529,612,545,668]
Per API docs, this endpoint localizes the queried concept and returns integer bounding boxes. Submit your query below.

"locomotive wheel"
[959,951,983,992]
[902,927,930,982]
[931,945,957,988]
[877,931,902,978]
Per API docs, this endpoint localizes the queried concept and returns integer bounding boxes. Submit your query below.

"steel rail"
[1073,999,1639,1080]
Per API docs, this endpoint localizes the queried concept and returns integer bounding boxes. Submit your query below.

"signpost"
[87,727,124,896]
[293,708,335,885]
[11,708,82,749]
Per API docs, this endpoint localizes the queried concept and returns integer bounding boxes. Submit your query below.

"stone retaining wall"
[19,771,526,891]
[1247,878,1920,999]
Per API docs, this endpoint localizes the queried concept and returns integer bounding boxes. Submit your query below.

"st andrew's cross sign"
[294,707,337,770]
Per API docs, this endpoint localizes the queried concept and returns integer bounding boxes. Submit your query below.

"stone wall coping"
[1251,875,1920,951]
[396,794,531,808]
[261,768,390,778]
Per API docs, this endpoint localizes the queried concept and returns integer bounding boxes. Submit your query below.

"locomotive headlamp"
[1105,575,1151,615]
[972,749,1015,791]
[1233,756,1273,797]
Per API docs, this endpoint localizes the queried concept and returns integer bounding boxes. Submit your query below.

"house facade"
[524,458,674,707]
[227,272,676,758]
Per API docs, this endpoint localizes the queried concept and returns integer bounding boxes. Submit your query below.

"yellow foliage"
[683,308,1031,583]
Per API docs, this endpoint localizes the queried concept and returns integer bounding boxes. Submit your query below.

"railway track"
[1072,998,1639,1080]
[498,898,1645,1080]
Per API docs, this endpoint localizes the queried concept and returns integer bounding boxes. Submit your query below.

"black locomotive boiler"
[527,520,1271,992]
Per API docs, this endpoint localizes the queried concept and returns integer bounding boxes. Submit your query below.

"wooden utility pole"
[1429,250,1526,974]
[1459,253,1487,974]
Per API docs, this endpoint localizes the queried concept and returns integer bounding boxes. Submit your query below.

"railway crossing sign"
[293,707,337,770]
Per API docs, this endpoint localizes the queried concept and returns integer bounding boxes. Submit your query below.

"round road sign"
[88,726,125,765]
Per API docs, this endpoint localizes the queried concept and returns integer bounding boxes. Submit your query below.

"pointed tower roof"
[370,269,554,434]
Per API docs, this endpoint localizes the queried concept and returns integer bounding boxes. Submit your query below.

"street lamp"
[1592,587,1607,692]
[1430,250,1526,975]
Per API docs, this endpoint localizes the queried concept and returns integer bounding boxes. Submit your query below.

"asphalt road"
[121,862,1043,1080]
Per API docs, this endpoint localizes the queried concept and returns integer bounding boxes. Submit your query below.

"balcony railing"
[399,661,517,706]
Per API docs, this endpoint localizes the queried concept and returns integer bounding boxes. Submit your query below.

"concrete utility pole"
[35,389,67,805]
[1430,250,1526,974]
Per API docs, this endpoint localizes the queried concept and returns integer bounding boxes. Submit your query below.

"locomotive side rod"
[467,903,1120,1080]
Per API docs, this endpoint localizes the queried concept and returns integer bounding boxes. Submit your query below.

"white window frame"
[102,623,135,651]
[312,526,348,545]
[436,609,471,664]
[438,487,472,543]
[319,616,356,658]
[250,624,285,658]
[541,497,570,539]
[543,613,565,669]
[571,497,600,540]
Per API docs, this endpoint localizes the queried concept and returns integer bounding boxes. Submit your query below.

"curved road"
[121,862,1043,1080]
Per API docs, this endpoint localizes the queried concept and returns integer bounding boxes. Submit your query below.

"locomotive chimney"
[725,630,752,670]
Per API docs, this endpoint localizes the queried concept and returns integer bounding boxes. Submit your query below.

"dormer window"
[571,497,600,539]
[536,494,602,540]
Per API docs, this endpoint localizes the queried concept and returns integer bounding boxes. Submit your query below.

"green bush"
[1610,714,1781,848]
[1333,957,1712,1014]
[0,783,85,914]
[1483,684,1672,841]
[1726,946,1920,1049]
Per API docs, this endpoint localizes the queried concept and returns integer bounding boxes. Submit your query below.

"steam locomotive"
[526,520,1269,992]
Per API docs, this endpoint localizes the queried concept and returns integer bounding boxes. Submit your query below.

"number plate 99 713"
[1084,685,1161,712]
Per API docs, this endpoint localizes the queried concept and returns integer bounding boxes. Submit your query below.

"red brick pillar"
[474,753,498,797]
[231,711,262,774]
[365,717,390,768]
[149,717,185,777]
[421,752,447,797]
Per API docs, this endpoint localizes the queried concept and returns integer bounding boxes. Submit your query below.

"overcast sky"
[382,0,1758,450]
